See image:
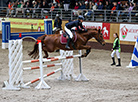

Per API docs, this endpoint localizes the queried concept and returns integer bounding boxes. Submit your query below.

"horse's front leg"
[79,45,91,57]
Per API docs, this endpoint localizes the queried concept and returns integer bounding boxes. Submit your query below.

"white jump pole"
[75,50,89,81]
[35,40,50,89]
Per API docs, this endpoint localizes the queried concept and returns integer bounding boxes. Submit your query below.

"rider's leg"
[116,50,121,66]
[52,27,57,34]
[111,50,116,66]
[65,26,73,49]
[66,38,71,49]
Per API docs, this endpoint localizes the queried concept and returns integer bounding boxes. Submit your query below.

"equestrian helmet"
[78,15,84,20]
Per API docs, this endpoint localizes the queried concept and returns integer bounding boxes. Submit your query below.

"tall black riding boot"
[116,59,121,67]
[111,57,116,66]
[65,38,71,49]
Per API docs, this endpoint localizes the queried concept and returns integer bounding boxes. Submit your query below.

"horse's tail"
[28,41,39,59]
[28,34,46,59]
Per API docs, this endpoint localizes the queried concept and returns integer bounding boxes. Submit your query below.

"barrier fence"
[0,7,138,23]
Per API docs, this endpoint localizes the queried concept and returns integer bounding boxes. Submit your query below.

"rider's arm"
[79,22,84,29]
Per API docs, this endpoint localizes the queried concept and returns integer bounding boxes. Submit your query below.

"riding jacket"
[54,18,62,29]
[113,38,121,52]
[65,20,84,31]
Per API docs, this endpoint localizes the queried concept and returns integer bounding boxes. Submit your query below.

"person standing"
[63,0,70,11]
[53,14,62,33]
[111,33,121,66]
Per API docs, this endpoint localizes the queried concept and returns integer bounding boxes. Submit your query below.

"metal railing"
[1,7,138,23]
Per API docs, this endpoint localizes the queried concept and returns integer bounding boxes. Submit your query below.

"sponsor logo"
[103,27,108,37]
[120,26,128,39]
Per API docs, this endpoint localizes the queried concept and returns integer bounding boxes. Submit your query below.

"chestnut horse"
[29,29,106,59]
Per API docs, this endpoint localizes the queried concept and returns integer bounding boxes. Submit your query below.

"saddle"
[60,30,77,44]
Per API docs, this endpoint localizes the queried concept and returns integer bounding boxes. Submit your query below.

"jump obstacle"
[2,19,52,49]
[127,37,138,68]
[3,39,89,90]
[2,18,88,90]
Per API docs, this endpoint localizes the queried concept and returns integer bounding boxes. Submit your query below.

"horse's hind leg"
[42,47,49,58]
[43,50,48,58]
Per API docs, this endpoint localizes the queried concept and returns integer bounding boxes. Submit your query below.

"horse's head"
[93,29,106,46]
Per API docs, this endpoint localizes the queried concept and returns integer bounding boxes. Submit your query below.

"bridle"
[94,32,103,45]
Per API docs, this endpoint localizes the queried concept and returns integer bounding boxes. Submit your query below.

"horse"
[28,28,106,59]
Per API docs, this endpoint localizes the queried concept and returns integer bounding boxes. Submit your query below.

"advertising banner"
[102,23,110,40]
[83,22,102,29]
[120,24,138,42]
[5,18,54,30]
[5,18,43,29]
[82,22,110,40]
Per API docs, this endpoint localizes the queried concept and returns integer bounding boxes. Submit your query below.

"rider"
[53,14,62,33]
[65,15,86,49]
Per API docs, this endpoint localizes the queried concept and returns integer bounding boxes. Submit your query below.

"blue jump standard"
[2,19,52,49]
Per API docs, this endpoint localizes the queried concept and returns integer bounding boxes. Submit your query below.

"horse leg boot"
[111,57,116,66]
[65,38,71,49]
[116,58,121,67]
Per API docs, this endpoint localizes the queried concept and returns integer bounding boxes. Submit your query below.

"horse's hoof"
[43,56,47,58]
[81,54,87,57]
[81,55,85,57]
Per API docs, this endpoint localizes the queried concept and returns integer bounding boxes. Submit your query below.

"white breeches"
[53,27,57,31]
[65,26,73,38]
[111,50,120,58]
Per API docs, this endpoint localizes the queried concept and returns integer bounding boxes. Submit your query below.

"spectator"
[84,2,97,18]
[7,1,12,16]
[72,2,79,16]
[32,1,39,18]
[89,1,93,9]
[85,1,89,9]
[82,1,86,9]
[14,1,24,17]
[24,1,32,18]
[40,1,49,18]
[9,1,16,17]
[77,2,85,15]
[110,2,117,21]
[104,1,111,21]
[104,1,111,10]
[53,14,62,33]
[97,2,104,10]
[123,2,134,21]
[40,1,49,8]
[50,3,55,12]
[56,3,62,13]
[119,2,130,21]
[63,0,70,11]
